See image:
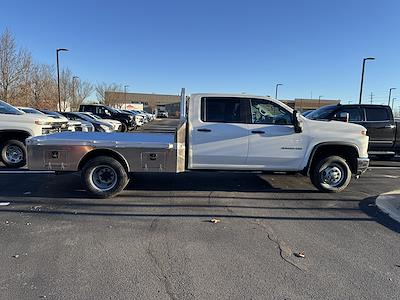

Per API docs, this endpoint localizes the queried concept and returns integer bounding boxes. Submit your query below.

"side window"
[96,107,105,115]
[250,99,292,125]
[334,108,363,122]
[201,97,247,123]
[365,108,390,121]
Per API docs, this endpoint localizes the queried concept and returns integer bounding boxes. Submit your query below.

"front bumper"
[356,157,370,175]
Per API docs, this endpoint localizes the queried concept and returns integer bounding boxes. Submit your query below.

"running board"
[368,151,396,155]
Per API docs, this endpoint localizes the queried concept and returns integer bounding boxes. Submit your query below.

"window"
[365,107,390,121]
[201,97,247,123]
[0,100,23,115]
[250,99,292,125]
[307,105,337,120]
[334,108,363,122]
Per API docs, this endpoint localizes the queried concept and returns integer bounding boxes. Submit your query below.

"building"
[106,91,341,115]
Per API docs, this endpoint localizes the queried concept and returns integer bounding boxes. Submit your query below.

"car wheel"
[311,155,351,193]
[82,156,129,198]
[120,123,128,132]
[0,140,27,168]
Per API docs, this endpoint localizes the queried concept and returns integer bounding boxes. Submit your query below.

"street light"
[358,57,375,104]
[388,87,396,106]
[72,76,79,110]
[391,97,397,110]
[124,85,129,103]
[275,83,283,99]
[318,95,323,107]
[56,48,69,111]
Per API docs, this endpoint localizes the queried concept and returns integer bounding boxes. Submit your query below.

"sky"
[1,0,400,105]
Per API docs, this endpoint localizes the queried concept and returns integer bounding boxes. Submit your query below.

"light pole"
[358,57,375,104]
[275,83,282,99]
[72,76,79,110]
[124,85,129,103]
[56,48,69,111]
[318,95,323,107]
[388,87,396,106]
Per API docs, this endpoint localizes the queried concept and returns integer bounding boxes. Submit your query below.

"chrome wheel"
[89,165,118,191]
[5,145,24,164]
[320,164,344,187]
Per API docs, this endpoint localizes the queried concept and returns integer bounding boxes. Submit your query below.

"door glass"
[365,108,390,121]
[250,99,292,125]
[334,108,362,121]
[201,97,247,123]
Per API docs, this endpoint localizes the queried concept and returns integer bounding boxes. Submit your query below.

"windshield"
[306,105,337,120]
[20,108,44,114]
[0,100,24,115]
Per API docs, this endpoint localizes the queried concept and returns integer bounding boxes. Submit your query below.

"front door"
[362,107,395,151]
[189,97,250,169]
[246,98,306,170]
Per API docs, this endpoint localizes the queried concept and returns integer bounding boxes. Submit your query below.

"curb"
[375,190,400,224]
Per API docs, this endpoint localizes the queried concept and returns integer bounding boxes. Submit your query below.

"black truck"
[306,104,400,157]
[79,104,136,132]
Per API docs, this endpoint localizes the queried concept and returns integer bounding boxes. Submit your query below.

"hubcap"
[89,165,118,191]
[320,164,344,187]
[5,145,24,164]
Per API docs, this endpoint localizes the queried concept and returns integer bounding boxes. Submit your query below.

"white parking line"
[368,167,400,170]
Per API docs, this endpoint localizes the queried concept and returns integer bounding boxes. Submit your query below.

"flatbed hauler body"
[26,92,370,198]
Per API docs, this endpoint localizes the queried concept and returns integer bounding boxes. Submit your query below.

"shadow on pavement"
[359,197,400,233]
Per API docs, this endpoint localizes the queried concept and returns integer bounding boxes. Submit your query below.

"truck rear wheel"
[82,156,129,198]
[311,155,351,193]
[0,140,27,168]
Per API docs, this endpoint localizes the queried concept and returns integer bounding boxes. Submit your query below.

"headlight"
[35,120,51,125]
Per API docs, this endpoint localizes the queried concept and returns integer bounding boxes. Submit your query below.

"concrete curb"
[375,190,400,223]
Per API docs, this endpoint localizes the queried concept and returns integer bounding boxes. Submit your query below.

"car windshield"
[20,108,44,114]
[306,105,337,120]
[0,100,24,115]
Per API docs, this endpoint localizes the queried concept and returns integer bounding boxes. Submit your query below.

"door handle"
[384,125,396,129]
[251,130,265,134]
[197,128,212,132]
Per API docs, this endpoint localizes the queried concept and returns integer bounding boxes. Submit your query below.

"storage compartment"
[141,152,167,170]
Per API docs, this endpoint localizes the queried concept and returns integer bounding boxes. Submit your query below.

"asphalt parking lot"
[0,156,399,299]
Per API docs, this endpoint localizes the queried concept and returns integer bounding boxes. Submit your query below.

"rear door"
[363,107,395,150]
[189,97,250,169]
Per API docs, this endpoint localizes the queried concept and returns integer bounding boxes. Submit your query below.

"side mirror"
[293,110,303,133]
[333,112,349,122]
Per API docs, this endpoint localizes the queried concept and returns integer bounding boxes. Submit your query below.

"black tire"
[81,156,129,198]
[0,140,27,168]
[310,155,352,193]
[120,123,128,132]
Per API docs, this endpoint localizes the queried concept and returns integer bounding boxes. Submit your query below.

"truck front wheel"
[310,155,352,193]
[120,123,128,132]
[82,156,129,198]
[0,140,27,168]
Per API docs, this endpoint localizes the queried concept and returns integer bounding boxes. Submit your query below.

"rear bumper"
[356,157,370,175]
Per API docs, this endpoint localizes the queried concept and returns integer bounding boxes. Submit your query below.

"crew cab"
[306,104,400,157]
[26,92,370,198]
[79,104,135,132]
[0,100,57,168]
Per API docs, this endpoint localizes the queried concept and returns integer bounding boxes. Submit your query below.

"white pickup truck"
[26,91,370,198]
[0,100,60,168]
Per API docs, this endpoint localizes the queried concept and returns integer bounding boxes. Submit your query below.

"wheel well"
[78,149,130,173]
[0,130,31,144]
[307,144,359,174]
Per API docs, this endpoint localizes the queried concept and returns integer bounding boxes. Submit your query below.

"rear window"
[201,97,248,123]
[365,107,390,121]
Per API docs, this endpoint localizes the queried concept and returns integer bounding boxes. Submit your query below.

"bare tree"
[95,82,122,106]
[59,68,73,111]
[29,64,58,110]
[70,79,93,111]
[0,28,32,104]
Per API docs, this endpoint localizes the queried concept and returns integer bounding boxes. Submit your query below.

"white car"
[86,113,122,131]
[0,101,57,168]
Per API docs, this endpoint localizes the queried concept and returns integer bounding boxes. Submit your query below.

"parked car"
[27,92,369,198]
[86,113,123,131]
[60,112,114,132]
[79,104,135,132]
[0,100,57,168]
[306,104,400,157]
[18,107,69,132]
[122,110,144,127]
